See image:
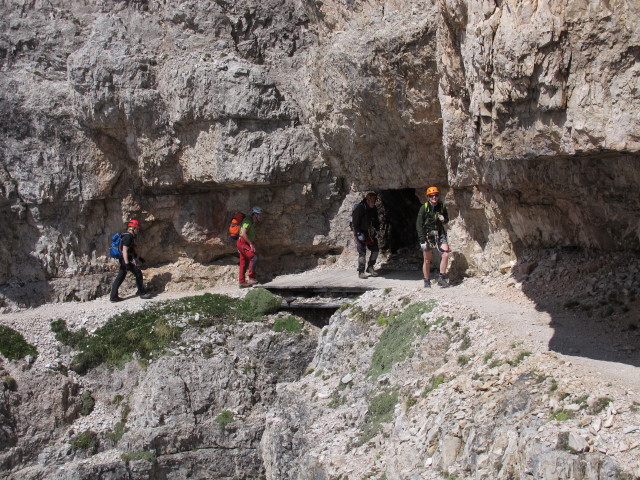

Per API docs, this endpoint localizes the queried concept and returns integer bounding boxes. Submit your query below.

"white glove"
[420,242,428,251]
[438,215,445,222]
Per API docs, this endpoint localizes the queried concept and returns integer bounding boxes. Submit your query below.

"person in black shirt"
[352,192,381,279]
[110,219,152,302]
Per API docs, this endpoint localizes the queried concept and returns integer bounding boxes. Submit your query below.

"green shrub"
[50,319,88,347]
[80,391,95,416]
[70,430,98,454]
[3,376,17,391]
[236,288,281,321]
[273,315,303,333]
[215,410,234,430]
[0,326,37,361]
[368,301,436,379]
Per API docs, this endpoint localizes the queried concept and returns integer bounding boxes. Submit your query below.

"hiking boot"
[358,271,367,279]
[437,274,449,288]
[110,296,123,303]
[139,292,153,299]
[239,282,252,288]
[247,278,259,285]
[366,267,379,277]
[423,278,431,288]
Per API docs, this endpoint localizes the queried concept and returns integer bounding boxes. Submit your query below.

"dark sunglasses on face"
[428,194,439,198]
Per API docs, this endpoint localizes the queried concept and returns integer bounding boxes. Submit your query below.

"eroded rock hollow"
[1,0,638,306]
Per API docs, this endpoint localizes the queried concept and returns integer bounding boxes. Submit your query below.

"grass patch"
[355,389,398,447]
[423,375,446,397]
[328,392,347,409]
[549,409,575,422]
[80,391,95,416]
[506,350,531,367]
[215,410,234,430]
[51,319,88,347]
[56,291,282,374]
[0,326,37,361]
[273,315,303,333]
[121,451,157,463]
[105,404,130,443]
[587,397,612,415]
[457,355,470,366]
[368,300,437,379]
[70,430,98,454]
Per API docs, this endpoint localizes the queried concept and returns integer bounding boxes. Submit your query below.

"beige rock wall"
[0,0,638,306]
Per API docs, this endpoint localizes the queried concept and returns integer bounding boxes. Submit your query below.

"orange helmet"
[127,219,140,228]
[426,186,440,196]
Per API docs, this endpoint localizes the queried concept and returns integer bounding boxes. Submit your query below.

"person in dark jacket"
[352,192,381,279]
[110,219,152,302]
[416,186,450,288]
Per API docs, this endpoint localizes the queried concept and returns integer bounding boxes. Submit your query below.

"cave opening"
[377,188,422,255]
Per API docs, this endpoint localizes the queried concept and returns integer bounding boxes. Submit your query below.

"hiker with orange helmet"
[110,219,152,302]
[416,187,450,288]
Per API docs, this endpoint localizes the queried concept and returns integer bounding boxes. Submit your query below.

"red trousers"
[236,237,257,283]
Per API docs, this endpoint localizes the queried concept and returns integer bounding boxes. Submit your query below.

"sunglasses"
[428,194,439,198]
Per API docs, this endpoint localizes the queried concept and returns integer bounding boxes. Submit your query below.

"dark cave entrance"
[377,188,422,254]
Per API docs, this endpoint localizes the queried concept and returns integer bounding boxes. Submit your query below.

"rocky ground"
[0,248,639,478]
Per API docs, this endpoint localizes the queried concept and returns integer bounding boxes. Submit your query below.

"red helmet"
[127,219,140,228]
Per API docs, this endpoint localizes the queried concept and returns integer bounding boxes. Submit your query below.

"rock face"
[1,313,318,479]
[0,2,639,302]
[261,289,640,480]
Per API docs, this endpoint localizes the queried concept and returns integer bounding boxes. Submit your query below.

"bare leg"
[440,244,450,275]
[422,250,432,279]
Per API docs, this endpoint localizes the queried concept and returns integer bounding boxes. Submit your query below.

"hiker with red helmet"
[237,206,265,288]
[110,219,152,302]
[416,187,450,288]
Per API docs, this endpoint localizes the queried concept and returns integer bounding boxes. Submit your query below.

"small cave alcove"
[377,188,422,255]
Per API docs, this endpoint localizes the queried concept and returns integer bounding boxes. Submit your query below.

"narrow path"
[2,268,639,394]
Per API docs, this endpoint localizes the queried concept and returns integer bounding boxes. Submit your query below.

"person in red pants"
[236,206,264,288]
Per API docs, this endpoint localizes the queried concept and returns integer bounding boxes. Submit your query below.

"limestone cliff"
[1,1,639,304]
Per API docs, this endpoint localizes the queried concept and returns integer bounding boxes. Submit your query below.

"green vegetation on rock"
[0,325,37,361]
[368,300,437,379]
[121,451,157,463]
[215,409,234,430]
[70,430,98,454]
[51,290,282,375]
[273,315,304,333]
[355,389,399,447]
